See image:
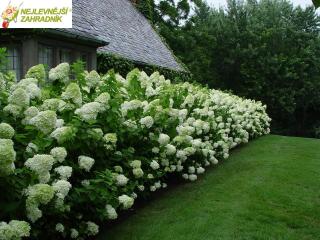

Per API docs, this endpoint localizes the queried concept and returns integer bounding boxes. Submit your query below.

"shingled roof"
[69,0,183,71]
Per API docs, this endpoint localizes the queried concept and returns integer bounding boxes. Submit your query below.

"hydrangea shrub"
[0,63,271,239]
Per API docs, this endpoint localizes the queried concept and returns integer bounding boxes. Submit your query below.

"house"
[0,0,183,80]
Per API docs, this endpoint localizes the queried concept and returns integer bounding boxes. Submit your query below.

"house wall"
[1,34,98,79]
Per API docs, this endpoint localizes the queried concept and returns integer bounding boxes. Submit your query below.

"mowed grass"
[98,135,320,240]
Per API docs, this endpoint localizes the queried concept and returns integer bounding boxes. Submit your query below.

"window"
[81,53,88,69]
[38,45,54,69]
[2,46,21,80]
[60,49,72,63]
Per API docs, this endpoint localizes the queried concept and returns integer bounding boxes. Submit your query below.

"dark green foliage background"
[134,0,320,138]
[97,53,192,83]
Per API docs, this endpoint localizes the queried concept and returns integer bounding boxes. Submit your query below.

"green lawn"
[98,135,320,240]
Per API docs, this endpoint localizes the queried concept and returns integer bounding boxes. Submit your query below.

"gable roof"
[69,0,183,71]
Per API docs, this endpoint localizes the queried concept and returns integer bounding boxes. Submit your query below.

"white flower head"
[25,154,54,183]
[3,104,23,117]
[189,174,198,181]
[8,88,30,108]
[29,110,57,134]
[152,147,159,154]
[54,166,72,180]
[116,174,129,186]
[114,165,123,173]
[140,116,154,128]
[78,155,95,172]
[188,166,195,174]
[165,144,176,155]
[103,133,117,148]
[49,63,70,83]
[150,160,160,170]
[50,127,74,143]
[197,167,205,174]
[86,221,99,236]
[25,184,55,222]
[70,228,79,239]
[85,70,100,89]
[55,223,64,233]
[26,143,38,155]
[158,133,170,146]
[23,106,39,124]
[0,123,15,139]
[75,102,102,122]
[55,119,65,128]
[61,82,82,106]
[0,220,31,239]
[133,168,144,178]
[130,160,141,169]
[106,204,118,220]
[50,147,67,163]
[118,194,134,209]
[81,179,90,187]
[95,92,111,110]
[52,180,72,200]
[41,98,66,112]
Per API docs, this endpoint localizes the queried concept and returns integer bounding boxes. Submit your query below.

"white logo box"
[0,0,72,29]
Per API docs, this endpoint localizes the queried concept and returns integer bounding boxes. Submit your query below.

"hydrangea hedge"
[0,63,271,239]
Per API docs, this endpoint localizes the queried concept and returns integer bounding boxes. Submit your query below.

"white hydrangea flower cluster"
[50,127,74,143]
[41,98,66,112]
[12,78,41,99]
[29,110,57,134]
[78,155,95,172]
[85,70,101,89]
[26,142,38,155]
[61,82,82,107]
[50,147,67,163]
[0,122,15,139]
[0,220,31,240]
[70,228,79,239]
[103,133,117,150]
[75,102,103,122]
[25,184,55,222]
[130,160,144,178]
[4,88,29,117]
[158,133,170,146]
[86,221,99,236]
[8,88,30,107]
[0,73,6,91]
[55,223,64,233]
[139,116,154,128]
[22,106,39,125]
[54,166,72,180]
[106,204,118,220]
[3,77,43,118]
[25,154,55,183]
[95,92,110,109]
[121,99,142,116]
[25,64,46,85]
[116,174,129,186]
[118,194,134,209]
[52,179,72,201]
[0,139,16,176]
[49,63,70,83]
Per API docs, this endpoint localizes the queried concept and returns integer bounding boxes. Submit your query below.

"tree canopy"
[135,0,320,138]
